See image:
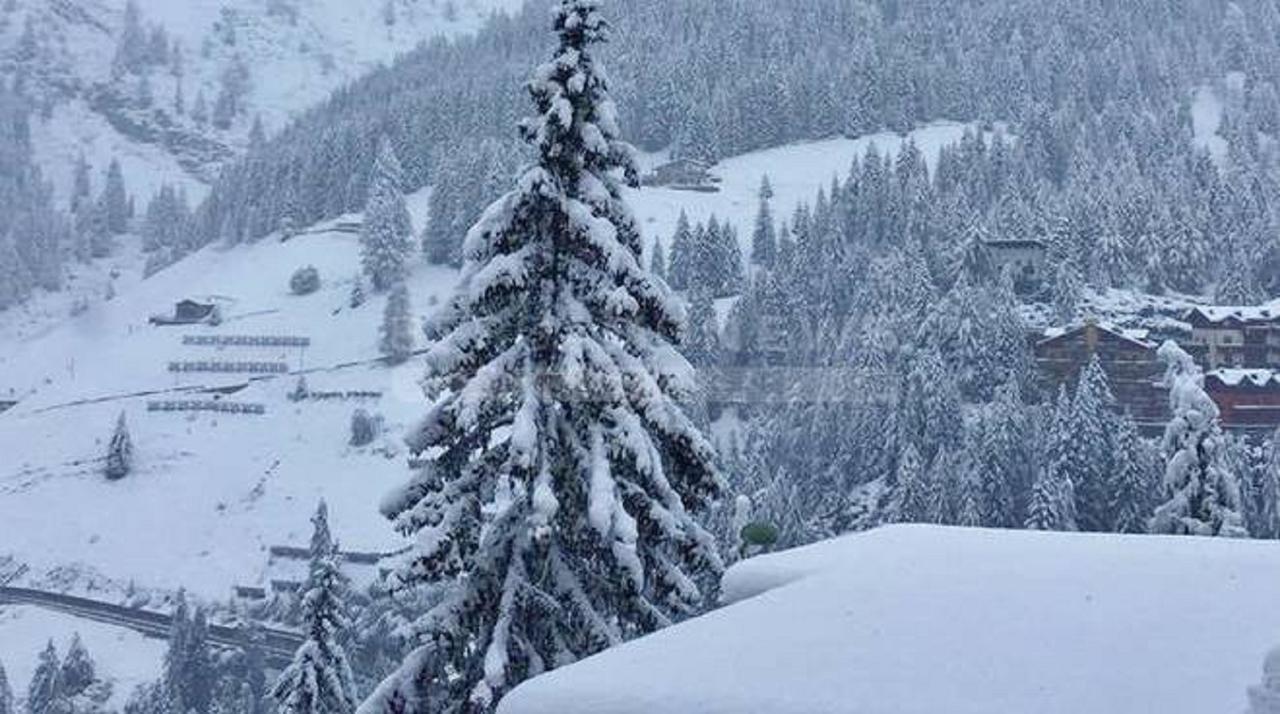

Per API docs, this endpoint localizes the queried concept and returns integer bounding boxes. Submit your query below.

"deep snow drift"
[500,525,1280,714]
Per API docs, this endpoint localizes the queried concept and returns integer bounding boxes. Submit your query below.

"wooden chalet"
[1182,305,1280,370]
[1034,320,1168,429]
[1204,369,1280,432]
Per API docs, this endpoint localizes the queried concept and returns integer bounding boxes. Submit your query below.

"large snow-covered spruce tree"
[365,2,724,711]
[1149,341,1248,538]
[271,501,358,714]
[360,138,414,292]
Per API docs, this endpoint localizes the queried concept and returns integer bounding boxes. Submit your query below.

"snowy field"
[501,525,1280,714]
[0,606,165,711]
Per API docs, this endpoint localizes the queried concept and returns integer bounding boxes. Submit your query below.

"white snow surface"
[500,525,1280,714]
[0,605,165,710]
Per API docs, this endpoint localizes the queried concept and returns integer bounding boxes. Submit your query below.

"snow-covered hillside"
[0,124,978,608]
[1,0,521,202]
[500,525,1280,714]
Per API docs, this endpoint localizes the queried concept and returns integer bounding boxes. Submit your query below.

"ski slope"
[500,525,1280,714]
[0,124,977,606]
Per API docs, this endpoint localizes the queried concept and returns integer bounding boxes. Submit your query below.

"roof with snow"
[1037,321,1155,350]
[1183,305,1280,326]
[499,526,1280,714]
[1206,369,1280,389]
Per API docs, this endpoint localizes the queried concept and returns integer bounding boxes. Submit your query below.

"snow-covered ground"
[630,121,975,261]
[500,525,1280,714]
[0,125,979,605]
[0,606,165,711]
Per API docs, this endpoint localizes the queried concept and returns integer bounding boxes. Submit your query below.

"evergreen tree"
[100,159,129,235]
[105,411,133,480]
[368,4,723,710]
[164,591,213,714]
[1052,259,1082,323]
[1070,356,1119,532]
[1026,386,1078,531]
[26,642,61,714]
[886,444,929,523]
[750,175,777,268]
[1109,415,1155,534]
[58,634,95,697]
[360,138,413,292]
[270,502,357,714]
[648,239,666,281]
[666,211,694,290]
[1248,647,1280,714]
[682,289,720,369]
[1149,342,1248,538]
[0,659,11,714]
[380,281,414,365]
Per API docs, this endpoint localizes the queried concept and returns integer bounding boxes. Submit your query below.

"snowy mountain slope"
[2,0,521,202]
[501,525,1280,714]
[630,121,975,262]
[0,125,978,605]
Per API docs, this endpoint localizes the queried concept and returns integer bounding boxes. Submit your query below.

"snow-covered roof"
[1184,305,1280,325]
[1037,321,1155,350]
[1206,369,1280,389]
[499,526,1280,714]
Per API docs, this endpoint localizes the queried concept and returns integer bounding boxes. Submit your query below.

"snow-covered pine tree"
[105,411,133,480]
[26,641,61,714]
[713,220,744,297]
[100,159,129,236]
[1052,259,1082,323]
[648,238,667,281]
[1109,414,1155,534]
[0,658,11,714]
[380,281,414,365]
[1254,428,1280,539]
[365,3,724,710]
[360,138,414,292]
[163,590,214,714]
[1248,647,1280,714]
[885,443,929,523]
[270,502,357,714]
[666,210,693,290]
[59,634,95,697]
[682,289,720,369]
[750,175,777,268]
[1149,341,1248,538]
[349,275,367,309]
[1025,386,1078,531]
[1071,355,1120,532]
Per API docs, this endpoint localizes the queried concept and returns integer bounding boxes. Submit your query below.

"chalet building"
[641,158,719,191]
[150,299,221,326]
[1205,369,1280,432]
[1034,321,1168,429]
[985,239,1048,293]
[234,545,397,601]
[1182,306,1280,370]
